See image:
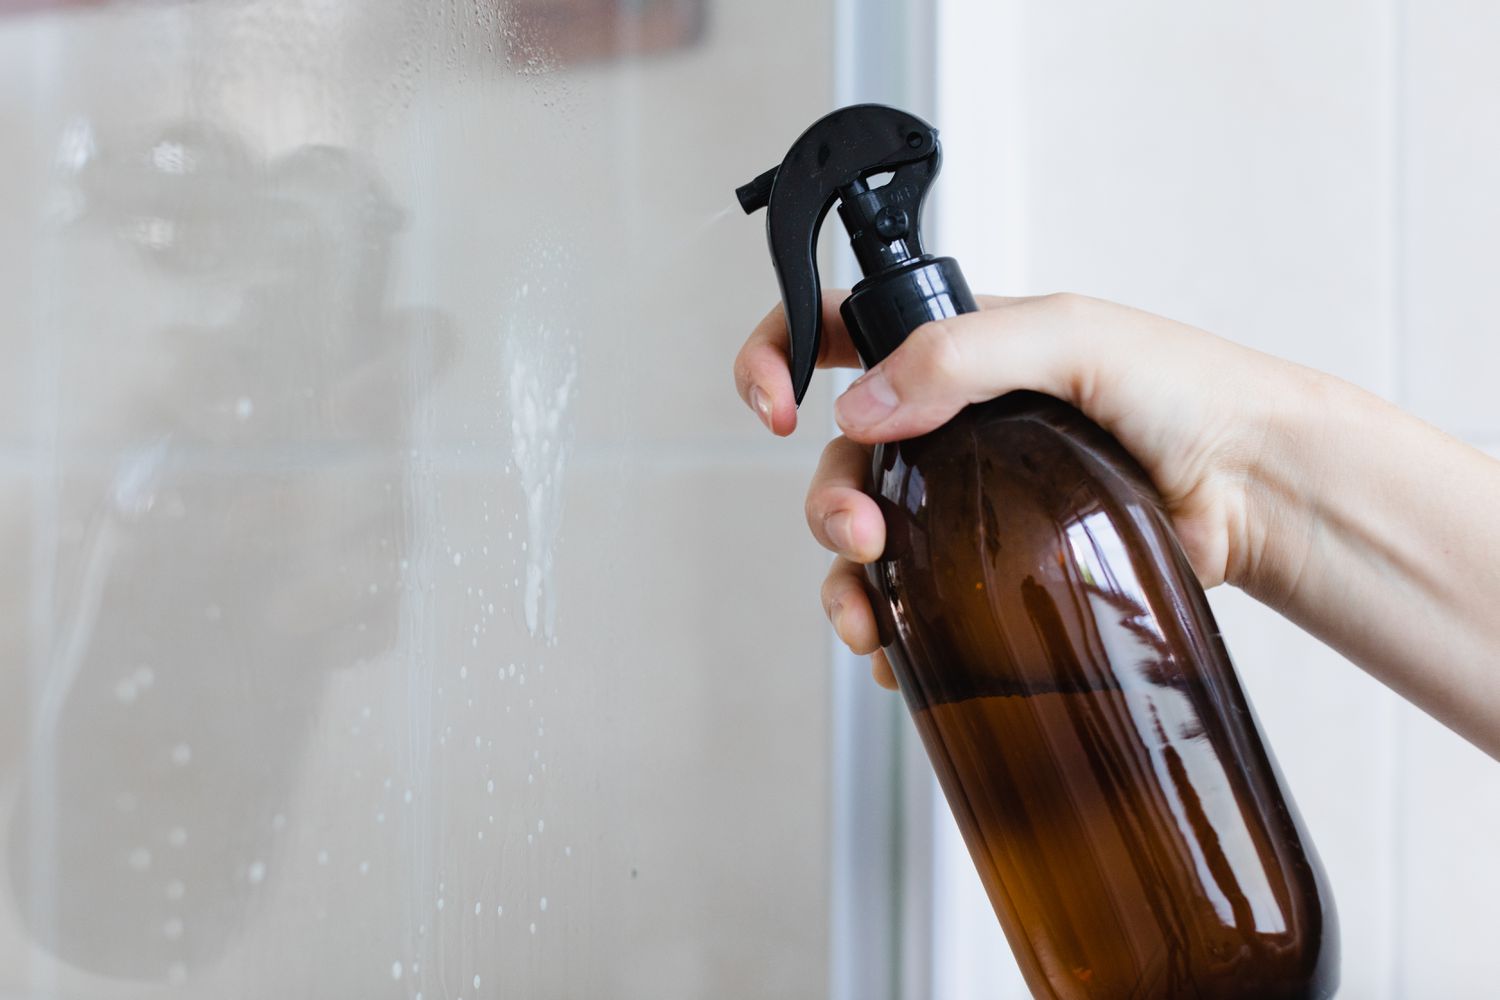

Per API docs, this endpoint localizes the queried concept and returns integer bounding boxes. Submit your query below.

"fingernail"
[749,385,773,430]
[836,369,898,428]
[825,510,854,554]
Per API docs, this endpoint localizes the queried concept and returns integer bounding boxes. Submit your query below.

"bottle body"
[870,392,1338,1000]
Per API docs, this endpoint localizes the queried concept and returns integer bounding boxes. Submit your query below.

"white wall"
[928,2,1500,997]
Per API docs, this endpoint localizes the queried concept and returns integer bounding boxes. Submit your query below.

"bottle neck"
[839,256,980,370]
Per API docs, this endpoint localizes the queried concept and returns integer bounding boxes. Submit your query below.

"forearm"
[1240,372,1500,758]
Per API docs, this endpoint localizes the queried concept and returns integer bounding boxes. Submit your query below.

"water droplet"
[128,847,152,871]
[170,744,192,766]
[391,960,403,979]
[166,879,185,900]
[453,552,463,566]
[404,789,413,804]
[486,779,495,794]
[168,826,187,848]
[539,897,548,912]
[246,861,266,884]
[359,861,370,875]
[436,897,445,910]
[474,974,482,988]
[235,397,254,421]
[317,850,330,865]
[163,917,184,940]
[474,901,482,916]
[529,922,537,934]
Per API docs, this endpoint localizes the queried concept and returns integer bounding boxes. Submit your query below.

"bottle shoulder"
[873,392,1163,529]
[870,391,1211,701]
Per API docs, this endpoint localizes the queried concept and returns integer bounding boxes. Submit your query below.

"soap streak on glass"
[502,246,578,641]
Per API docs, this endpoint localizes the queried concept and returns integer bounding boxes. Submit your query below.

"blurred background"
[0,1,1496,998]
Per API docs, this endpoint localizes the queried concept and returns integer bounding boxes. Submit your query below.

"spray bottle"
[737,104,1337,999]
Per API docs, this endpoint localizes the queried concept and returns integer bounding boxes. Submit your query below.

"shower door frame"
[827,2,938,999]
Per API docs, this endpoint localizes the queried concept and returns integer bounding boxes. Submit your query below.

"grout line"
[0,440,831,476]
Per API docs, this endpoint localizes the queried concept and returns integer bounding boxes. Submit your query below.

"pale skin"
[734,292,1500,761]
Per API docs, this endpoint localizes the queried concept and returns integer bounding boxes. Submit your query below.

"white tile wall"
[1400,1,1500,438]
[928,1,1500,997]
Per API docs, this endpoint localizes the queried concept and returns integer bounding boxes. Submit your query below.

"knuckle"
[819,571,842,616]
[1040,291,1090,321]
[804,488,826,535]
[732,357,753,394]
[911,318,969,383]
[756,300,787,330]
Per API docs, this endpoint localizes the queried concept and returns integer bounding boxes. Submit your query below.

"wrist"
[1224,361,1353,610]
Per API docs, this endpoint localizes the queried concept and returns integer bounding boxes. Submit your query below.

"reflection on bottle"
[884,393,1335,997]
[2,119,453,982]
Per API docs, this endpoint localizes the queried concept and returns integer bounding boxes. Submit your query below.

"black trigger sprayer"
[735,103,976,402]
[736,104,1338,1000]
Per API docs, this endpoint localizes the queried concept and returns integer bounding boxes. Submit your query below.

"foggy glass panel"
[0,2,835,996]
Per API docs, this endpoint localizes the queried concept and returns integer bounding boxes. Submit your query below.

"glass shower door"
[0,2,837,996]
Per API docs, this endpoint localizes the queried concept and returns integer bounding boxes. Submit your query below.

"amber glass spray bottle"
[737,105,1337,999]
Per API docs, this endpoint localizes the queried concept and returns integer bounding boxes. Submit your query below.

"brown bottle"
[876,391,1338,999]
[738,104,1337,999]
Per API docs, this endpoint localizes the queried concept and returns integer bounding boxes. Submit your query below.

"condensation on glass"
[0,1,834,996]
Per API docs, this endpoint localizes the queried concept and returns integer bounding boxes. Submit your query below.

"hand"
[735,292,1324,690]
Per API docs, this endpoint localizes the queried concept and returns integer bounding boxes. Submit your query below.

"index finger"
[733,289,863,436]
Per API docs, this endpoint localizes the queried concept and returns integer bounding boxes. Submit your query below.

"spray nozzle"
[737,104,942,405]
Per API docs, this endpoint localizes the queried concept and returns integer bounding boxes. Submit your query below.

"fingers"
[734,290,862,436]
[821,559,898,690]
[805,436,885,563]
[821,557,881,655]
[819,562,898,691]
[833,293,1106,444]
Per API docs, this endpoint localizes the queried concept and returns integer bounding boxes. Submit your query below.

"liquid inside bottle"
[873,391,1338,1000]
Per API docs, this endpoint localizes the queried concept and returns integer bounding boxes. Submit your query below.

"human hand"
[735,292,1321,689]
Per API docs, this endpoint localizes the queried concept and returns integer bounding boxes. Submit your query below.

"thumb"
[833,294,1096,443]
